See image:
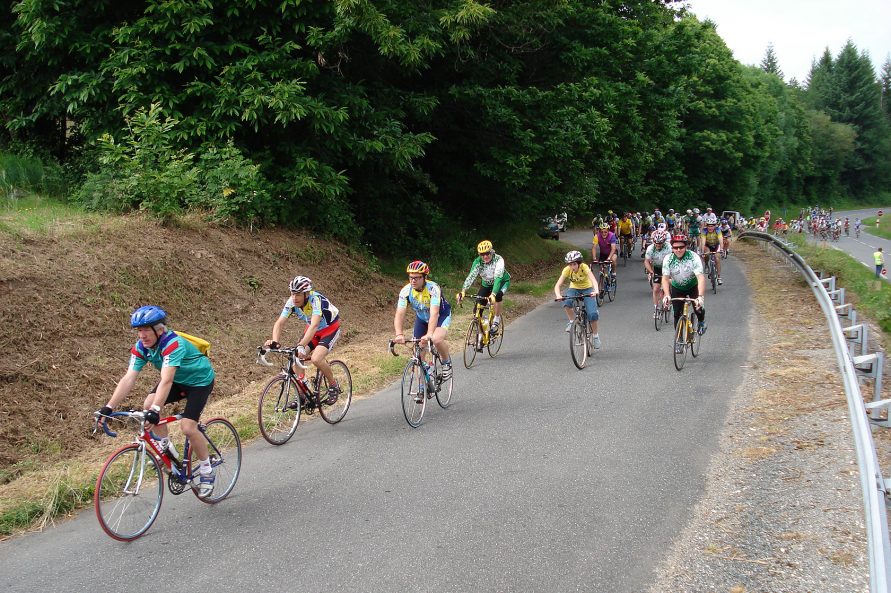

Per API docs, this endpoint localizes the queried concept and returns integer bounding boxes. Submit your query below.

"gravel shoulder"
[649,241,870,593]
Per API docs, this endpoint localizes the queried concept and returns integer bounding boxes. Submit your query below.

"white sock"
[198,458,212,475]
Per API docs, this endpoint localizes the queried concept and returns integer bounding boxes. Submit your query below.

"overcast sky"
[686,0,891,84]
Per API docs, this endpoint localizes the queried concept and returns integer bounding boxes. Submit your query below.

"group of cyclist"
[94,205,736,496]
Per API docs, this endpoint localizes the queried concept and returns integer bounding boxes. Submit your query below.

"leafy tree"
[881,55,891,122]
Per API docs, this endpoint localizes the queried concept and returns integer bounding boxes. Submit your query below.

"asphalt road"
[820,207,891,282]
[0,228,751,593]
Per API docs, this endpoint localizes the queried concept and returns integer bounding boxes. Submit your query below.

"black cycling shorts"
[151,380,214,422]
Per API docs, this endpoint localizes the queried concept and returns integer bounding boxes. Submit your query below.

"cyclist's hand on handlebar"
[393,334,405,345]
[296,344,308,359]
[487,294,496,305]
[143,407,160,425]
[264,339,279,349]
[662,295,671,307]
[695,296,704,309]
[98,405,113,418]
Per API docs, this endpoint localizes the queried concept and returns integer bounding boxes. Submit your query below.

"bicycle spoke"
[318,360,353,424]
[95,444,163,541]
[257,375,300,445]
[569,319,588,369]
[401,362,426,427]
[192,418,242,504]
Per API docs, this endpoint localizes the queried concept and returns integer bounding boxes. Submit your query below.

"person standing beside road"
[874,247,885,278]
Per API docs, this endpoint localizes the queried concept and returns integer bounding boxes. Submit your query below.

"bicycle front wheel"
[673,317,688,371]
[318,360,353,424]
[710,262,717,294]
[190,417,242,504]
[654,306,664,331]
[569,319,588,369]
[95,444,163,541]
[487,319,504,358]
[690,312,702,358]
[401,361,426,427]
[433,355,453,409]
[463,319,480,369]
[596,275,605,306]
[608,275,617,301]
[258,374,301,445]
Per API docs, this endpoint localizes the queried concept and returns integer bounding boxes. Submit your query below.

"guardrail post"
[828,288,846,305]
[845,324,870,358]
[855,351,885,409]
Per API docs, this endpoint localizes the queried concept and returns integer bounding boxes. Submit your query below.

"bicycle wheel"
[654,305,664,331]
[318,360,353,424]
[433,354,453,408]
[673,316,688,371]
[401,361,426,427]
[463,319,480,369]
[95,444,163,541]
[257,374,301,445]
[608,274,617,301]
[189,417,241,504]
[487,319,504,358]
[690,311,702,358]
[569,319,588,369]
[596,275,605,306]
[709,260,717,294]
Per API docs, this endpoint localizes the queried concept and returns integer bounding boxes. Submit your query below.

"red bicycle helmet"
[671,234,688,245]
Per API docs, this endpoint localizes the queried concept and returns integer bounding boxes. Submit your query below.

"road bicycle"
[594,260,616,306]
[702,250,719,294]
[556,294,597,369]
[388,338,453,427]
[648,274,671,331]
[669,297,703,371]
[458,293,505,368]
[255,346,353,445]
[856,226,861,238]
[93,409,242,541]
[619,235,633,266]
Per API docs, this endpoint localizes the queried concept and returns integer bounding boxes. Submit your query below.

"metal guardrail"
[738,230,891,592]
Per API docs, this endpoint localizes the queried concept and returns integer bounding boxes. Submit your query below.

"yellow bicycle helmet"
[477,240,493,254]
[598,223,610,230]
[406,260,430,275]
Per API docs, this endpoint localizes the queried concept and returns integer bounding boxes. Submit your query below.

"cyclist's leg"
[669,285,684,327]
[431,315,452,362]
[584,294,599,337]
[494,281,509,319]
[309,325,342,386]
[562,288,578,324]
[179,382,213,463]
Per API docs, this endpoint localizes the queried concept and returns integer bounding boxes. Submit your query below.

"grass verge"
[788,233,891,337]
[862,216,891,241]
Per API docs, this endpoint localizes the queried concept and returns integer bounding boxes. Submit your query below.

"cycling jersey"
[720,224,732,236]
[280,290,340,330]
[645,242,672,270]
[593,231,618,255]
[686,215,701,236]
[130,331,215,386]
[618,220,633,235]
[462,253,511,294]
[664,250,704,291]
[397,280,451,322]
[560,263,594,290]
[703,229,721,246]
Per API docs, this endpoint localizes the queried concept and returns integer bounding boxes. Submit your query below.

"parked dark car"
[538,217,559,240]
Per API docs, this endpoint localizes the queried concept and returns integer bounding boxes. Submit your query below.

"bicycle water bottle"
[422,362,435,392]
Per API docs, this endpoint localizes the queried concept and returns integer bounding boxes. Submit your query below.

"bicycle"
[856,226,861,239]
[649,274,671,331]
[388,338,453,427]
[619,235,633,266]
[255,346,353,445]
[594,260,616,306]
[459,294,505,368]
[702,250,718,294]
[93,409,242,541]
[556,294,596,369]
[669,297,702,371]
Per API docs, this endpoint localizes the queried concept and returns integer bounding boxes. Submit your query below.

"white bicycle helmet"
[652,230,669,243]
[289,275,313,293]
[565,250,583,264]
[705,214,718,225]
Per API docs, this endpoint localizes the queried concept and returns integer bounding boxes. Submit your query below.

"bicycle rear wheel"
[463,319,480,369]
[673,317,688,371]
[257,375,301,445]
[433,355,453,408]
[401,361,426,427]
[191,417,242,504]
[690,311,702,358]
[569,319,588,369]
[596,275,605,306]
[95,444,163,541]
[487,319,504,358]
[318,360,353,424]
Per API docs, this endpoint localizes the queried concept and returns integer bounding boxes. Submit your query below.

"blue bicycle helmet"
[130,305,167,328]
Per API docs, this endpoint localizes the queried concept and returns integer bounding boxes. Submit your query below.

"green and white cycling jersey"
[461,253,511,293]
[664,249,703,290]
[645,242,672,270]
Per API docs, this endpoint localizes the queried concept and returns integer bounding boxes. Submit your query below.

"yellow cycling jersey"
[618,220,633,234]
[704,230,721,246]
[561,263,594,290]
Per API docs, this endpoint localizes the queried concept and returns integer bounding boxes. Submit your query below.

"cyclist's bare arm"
[106,369,139,409]
[393,307,408,343]
[268,315,288,346]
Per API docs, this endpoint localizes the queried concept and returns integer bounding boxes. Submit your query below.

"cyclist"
[264,275,343,406]
[457,240,511,334]
[393,260,453,379]
[97,306,217,497]
[844,217,850,236]
[592,223,618,276]
[661,235,706,353]
[701,215,723,285]
[617,213,634,259]
[720,218,733,252]
[554,250,601,349]
[644,229,672,317]
[686,208,701,249]
[854,217,862,236]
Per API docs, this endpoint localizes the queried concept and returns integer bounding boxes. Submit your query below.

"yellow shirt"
[618,220,633,235]
[561,263,593,290]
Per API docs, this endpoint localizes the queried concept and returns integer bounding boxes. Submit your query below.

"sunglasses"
[409,275,424,280]
[671,245,686,250]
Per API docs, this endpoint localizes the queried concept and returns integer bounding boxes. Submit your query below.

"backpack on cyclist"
[176,331,211,356]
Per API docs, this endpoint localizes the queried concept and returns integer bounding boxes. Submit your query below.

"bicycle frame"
[257,347,318,405]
